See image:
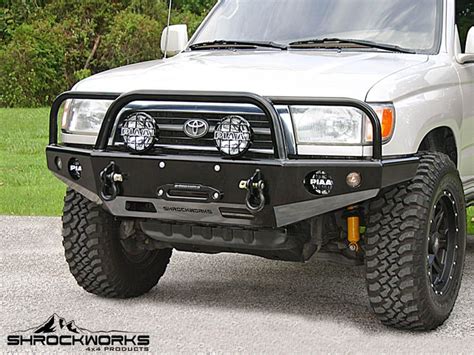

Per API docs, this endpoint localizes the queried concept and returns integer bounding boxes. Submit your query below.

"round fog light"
[346,172,361,188]
[214,115,253,156]
[120,112,157,152]
[68,158,82,180]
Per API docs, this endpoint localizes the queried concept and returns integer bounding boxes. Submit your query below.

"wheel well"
[418,127,458,166]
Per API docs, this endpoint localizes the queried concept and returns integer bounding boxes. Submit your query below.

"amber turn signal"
[365,105,395,143]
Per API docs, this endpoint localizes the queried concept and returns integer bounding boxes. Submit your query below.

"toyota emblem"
[183,119,210,139]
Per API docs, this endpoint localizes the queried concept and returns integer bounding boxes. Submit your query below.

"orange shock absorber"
[346,206,360,252]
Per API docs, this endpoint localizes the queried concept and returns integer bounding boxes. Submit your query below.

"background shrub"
[0,0,217,107]
[1,0,48,43]
[0,18,67,107]
[98,11,163,70]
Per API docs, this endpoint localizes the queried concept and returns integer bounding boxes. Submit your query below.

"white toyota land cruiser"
[46,0,473,330]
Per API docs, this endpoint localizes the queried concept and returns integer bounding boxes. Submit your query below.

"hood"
[75,50,428,101]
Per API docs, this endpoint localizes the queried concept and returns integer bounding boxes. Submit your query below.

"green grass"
[468,206,474,235]
[0,108,64,216]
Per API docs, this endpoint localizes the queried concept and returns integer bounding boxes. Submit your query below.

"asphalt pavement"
[1,216,473,354]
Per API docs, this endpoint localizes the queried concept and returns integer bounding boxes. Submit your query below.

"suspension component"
[99,161,123,201]
[239,169,266,214]
[345,206,361,252]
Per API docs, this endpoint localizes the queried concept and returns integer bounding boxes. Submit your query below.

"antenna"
[164,0,173,59]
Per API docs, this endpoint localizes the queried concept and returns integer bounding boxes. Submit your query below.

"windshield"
[192,0,443,53]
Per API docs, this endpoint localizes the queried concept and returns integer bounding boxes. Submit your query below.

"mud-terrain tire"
[62,188,172,298]
[365,152,466,330]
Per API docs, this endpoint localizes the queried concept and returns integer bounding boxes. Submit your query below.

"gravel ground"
[1,216,473,354]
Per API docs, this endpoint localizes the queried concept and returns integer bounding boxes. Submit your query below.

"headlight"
[62,99,113,135]
[291,104,395,145]
[291,106,364,144]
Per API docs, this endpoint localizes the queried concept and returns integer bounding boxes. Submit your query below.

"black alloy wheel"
[427,191,460,296]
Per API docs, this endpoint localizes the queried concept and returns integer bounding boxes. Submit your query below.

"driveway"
[1,216,473,353]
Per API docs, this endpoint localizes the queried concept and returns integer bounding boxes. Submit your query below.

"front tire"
[62,189,172,298]
[365,152,466,330]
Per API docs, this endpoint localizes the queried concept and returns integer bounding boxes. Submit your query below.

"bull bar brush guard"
[46,90,418,229]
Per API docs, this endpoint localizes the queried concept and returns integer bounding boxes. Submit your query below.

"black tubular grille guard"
[49,90,383,160]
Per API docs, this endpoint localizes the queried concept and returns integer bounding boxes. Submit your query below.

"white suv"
[47,0,473,330]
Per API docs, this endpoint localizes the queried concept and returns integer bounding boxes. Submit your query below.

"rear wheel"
[62,188,172,298]
[365,152,466,330]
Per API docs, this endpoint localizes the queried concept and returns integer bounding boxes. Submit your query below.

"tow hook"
[239,169,266,214]
[344,206,362,252]
[100,162,123,201]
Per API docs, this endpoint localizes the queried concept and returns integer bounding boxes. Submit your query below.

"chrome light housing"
[62,99,113,135]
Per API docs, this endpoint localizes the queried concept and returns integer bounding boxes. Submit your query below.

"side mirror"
[161,24,188,57]
[456,26,474,64]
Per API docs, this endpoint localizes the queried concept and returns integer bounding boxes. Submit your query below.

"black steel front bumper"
[47,90,419,229]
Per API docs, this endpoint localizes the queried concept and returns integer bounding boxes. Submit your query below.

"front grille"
[113,105,276,158]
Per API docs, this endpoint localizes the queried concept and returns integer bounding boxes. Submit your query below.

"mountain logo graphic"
[28,313,88,334]
[6,314,150,351]
[13,313,128,335]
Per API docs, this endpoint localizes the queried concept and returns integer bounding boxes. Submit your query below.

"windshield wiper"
[288,38,416,54]
[189,40,287,51]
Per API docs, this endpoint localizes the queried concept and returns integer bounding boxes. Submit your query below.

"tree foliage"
[0,0,217,107]
[0,17,67,107]
[98,11,164,70]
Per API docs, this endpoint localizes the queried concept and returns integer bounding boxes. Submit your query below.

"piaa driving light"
[62,99,113,135]
[120,112,157,152]
[214,115,253,156]
[68,158,82,180]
